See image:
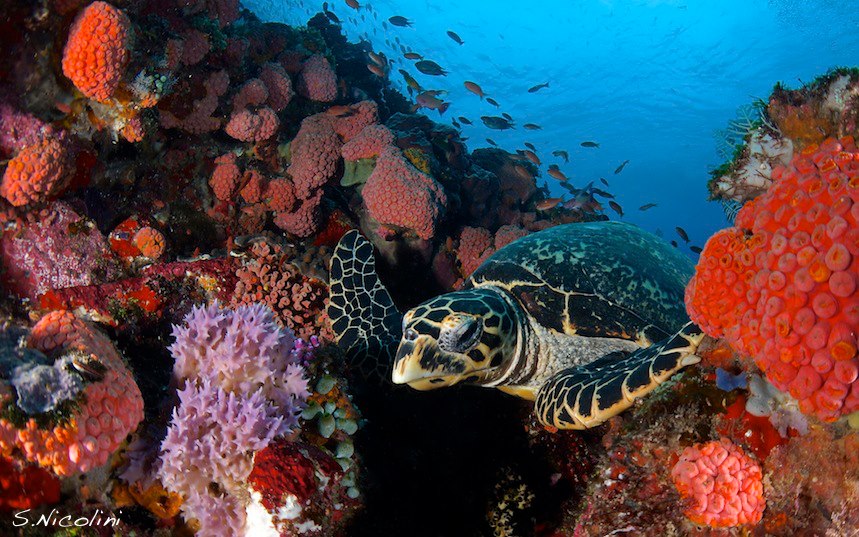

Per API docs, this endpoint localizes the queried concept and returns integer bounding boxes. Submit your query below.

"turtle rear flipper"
[534,323,704,430]
[328,230,402,380]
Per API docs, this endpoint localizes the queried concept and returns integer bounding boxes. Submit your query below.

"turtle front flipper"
[328,230,402,380]
[534,322,704,430]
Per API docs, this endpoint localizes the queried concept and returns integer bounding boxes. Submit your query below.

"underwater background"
[249,0,859,251]
[0,0,858,535]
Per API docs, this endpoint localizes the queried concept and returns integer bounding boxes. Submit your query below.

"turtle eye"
[438,317,483,353]
[404,328,418,341]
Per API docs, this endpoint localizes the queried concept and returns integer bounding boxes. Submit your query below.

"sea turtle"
[328,221,705,429]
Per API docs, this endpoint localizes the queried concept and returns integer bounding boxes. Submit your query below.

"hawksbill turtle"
[327,221,705,429]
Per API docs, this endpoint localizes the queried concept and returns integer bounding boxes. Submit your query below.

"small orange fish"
[536,197,563,211]
[326,105,355,117]
[345,0,360,9]
[547,168,568,182]
[368,51,386,67]
[367,63,387,77]
[464,81,484,99]
[513,164,533,180]
[523,149,540,166]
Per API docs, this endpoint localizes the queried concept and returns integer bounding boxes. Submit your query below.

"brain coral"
[671,439,765,528]
[0,135,70,206]
[686,137,859,421]
[362,146,448,240]
[61,2,131,101]
[297,54,337,102]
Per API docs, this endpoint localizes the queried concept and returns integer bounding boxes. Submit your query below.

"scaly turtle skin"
[328,222,705,429]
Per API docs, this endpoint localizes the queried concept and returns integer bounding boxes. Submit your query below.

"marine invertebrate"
[132,226,166,260]
[209,152,241,202]
[671,439,765,528]
[456,226,494,277]
[0,202,121,300]
[286,113,341,199]
[231,240,335,341]
[0,456,61,511]
[259,63,294,112]
[361,146,448,240]
[159,70,229,134]
[0,134,71,206]
[687,138,859,420]
[297,54,337,102]
[331,100,379,141]
[61,2,131,101]
[340,124,393,160]
[224,107,279,142]
[0,311,144,476]
[159,302,309,535]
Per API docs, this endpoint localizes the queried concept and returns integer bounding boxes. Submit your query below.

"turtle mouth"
[392,339,495,388]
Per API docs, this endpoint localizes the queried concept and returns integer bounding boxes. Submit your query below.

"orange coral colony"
[686,137,859,421]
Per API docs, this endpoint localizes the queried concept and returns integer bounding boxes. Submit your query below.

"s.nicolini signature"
[13,508,122,528]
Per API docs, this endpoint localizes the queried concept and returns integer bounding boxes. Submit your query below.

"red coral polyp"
[687,138,859,421]
[61,2,131,101]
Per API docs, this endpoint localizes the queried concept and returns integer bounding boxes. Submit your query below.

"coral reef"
[671,438,765,528]
[688,138,859,421]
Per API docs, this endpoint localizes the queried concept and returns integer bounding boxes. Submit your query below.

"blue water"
[246,0,859,251]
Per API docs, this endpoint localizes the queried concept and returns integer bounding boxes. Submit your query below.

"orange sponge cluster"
[0,311,143,476]
[61,2,131,101]
[0,136,70,206]
[671,439,765,528]
[687,138,859,420]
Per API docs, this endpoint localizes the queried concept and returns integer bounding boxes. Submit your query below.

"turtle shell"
[465,221,694,343]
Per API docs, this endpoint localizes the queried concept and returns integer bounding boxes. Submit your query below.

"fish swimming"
[481,116,514,130]
[458,116,472,125]
[523,123,541,130]
[346,0,360,9]
[389,16,412,27]
[486,138,497,146]
[614,160,630,174]
[639,203,657,211]
[552,150,569,162]
[599,177,609,186]
[524,142,536,151]
[325,10,340,23]
[464,81,484,99]
[547,168,568,182]
[522,149,540,165]
[528,82,550,93]
[675,227,690,243]
[404,52,422,60]
[368,51,386,67]
[367,63,386,77]
[416,60,447,76]
[690,246,703,254]
[536,197,563,211]
[608,201,624,217]
[502,112,513,121]
[399,69,423,92]
[581,141,599,148]
[447,30,464,45]
[486,97,500,107]
[415,91,450,114]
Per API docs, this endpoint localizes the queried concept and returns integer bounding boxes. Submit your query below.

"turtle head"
[392,288,520,389]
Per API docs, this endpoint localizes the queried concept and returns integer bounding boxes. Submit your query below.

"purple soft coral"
[157,302,310,536]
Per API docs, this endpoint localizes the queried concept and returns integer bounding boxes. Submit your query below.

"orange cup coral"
[61,1,131,101]
[671,439,765,528]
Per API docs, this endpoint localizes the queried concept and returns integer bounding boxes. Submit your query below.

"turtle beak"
[392,337,461,389]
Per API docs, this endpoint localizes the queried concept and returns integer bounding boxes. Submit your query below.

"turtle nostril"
[405,329,418,341]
